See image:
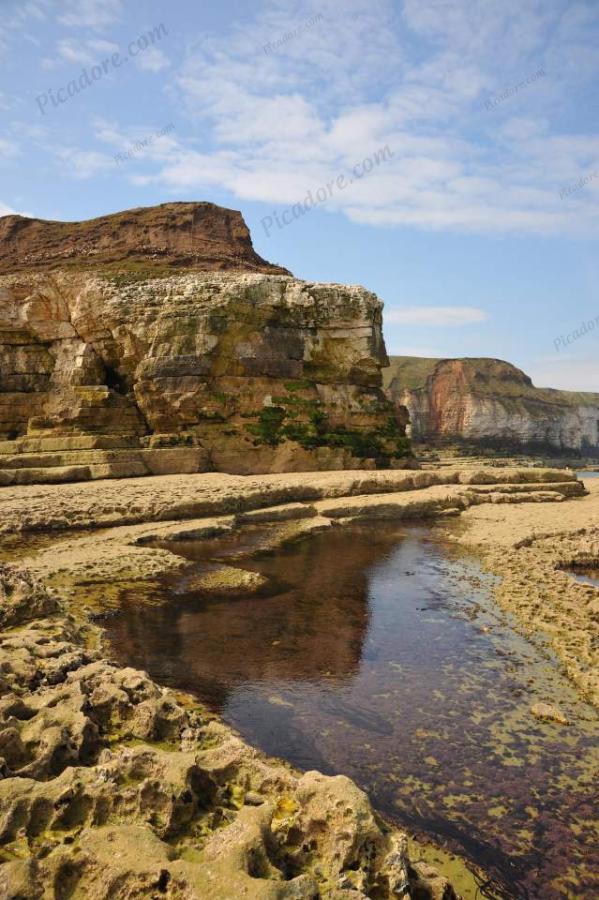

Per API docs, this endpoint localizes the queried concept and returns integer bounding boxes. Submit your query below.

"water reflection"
[570,568,599,588]
[104,523,599,900]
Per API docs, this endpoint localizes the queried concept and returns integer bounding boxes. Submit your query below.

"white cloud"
[57,0,122,28]
[0,201,32,217]
[91,117,179,164]
[134,47,170,73]
[385,306,489,326]
[133,0,599,237]
[53,147,113,179]
[55,37,119,66]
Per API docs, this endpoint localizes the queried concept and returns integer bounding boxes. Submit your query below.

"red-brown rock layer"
[0,202,290,275]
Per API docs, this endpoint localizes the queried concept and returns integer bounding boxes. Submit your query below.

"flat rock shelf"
[103,521,599,900]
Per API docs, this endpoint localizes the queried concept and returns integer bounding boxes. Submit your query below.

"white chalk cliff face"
[384,357,599,452]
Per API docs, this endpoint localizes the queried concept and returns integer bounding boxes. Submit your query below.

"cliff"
[0,202,290,276]
[0,205,409,483]
[384,356,599,453]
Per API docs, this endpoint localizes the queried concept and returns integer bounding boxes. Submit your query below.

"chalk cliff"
[0,204,408,482]
[384,356,599,453]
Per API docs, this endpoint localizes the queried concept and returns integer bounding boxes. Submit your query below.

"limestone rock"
[0,562,453,899]
[530,702,570,725]
[0,213,409,475]
[184,565,269,596]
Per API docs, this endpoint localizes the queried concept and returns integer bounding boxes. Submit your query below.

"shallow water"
[104,523,599,899]
[571,568,599,588]
[576,470,599,479]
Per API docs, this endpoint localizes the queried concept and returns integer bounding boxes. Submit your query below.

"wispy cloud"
[0,202,19,216]
[0,200,33,217]
[386,305,489,326]
[0,138,20,159]
[52,147,114,179]
[130,0,599,237]
[92,116,179,163]
[57,0,123,28]
[48,38,119,68]
[134,46,170,73]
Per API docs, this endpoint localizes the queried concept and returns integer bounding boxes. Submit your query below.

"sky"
[1,0,598,391]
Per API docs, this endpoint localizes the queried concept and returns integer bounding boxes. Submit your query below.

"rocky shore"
[0,463,596,898]
[1,202,597,898]
[0,563,459,900]
[449,474,599,707]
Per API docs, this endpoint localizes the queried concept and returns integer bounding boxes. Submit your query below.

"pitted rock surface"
[0,564,456,899]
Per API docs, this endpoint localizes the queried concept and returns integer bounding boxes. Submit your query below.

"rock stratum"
[384,356,599,453]
[0,204,409,483]
[0,202,290,276]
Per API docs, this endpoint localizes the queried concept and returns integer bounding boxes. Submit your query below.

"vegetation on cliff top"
[385,356,599,407]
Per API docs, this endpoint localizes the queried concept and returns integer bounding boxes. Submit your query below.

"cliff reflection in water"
[107,525,377,707]
[104,522,599,900]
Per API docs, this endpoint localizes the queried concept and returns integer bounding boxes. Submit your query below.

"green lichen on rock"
[0,262,410,475]
[245,395,410,463]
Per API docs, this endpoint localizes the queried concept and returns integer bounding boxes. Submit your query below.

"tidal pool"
[571,568,599,589]
[103,522,599,899]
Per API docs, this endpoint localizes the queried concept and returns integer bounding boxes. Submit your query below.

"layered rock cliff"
[0,204,408,481]
[384,356,599,453]
[0,202,290,275]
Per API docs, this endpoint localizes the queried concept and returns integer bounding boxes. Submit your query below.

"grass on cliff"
[246,399,410,462]
[385,356,599,406]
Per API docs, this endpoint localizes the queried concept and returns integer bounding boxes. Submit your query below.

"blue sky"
[1,0,598,390]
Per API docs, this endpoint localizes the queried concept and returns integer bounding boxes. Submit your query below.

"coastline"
[449,476,599,707]
[0,465,596,897]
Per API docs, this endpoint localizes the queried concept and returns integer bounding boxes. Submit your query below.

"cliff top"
[0,201,291,276]
[385,356,599,405]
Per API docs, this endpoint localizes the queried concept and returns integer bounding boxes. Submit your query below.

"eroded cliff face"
[0,269,408,478]
[0,202,290,276]
[385,356,599,452]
